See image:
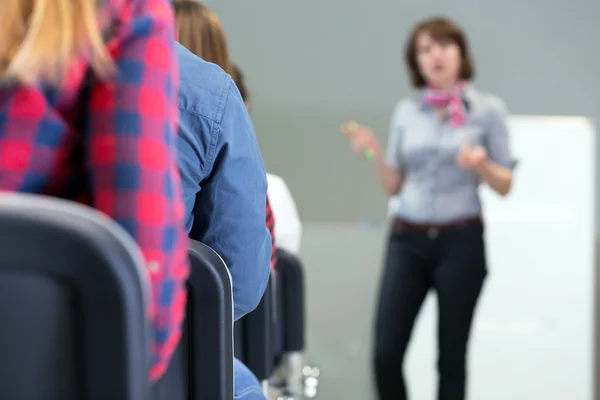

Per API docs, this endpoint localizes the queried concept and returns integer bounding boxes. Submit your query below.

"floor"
[300,222,595,400]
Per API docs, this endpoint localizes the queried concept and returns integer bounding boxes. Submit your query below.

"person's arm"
[476,98,517,196]
[342,108,405,196]
[266,196,277,268]
[189,79,271,321]
[474,159,513,196]
[377,102,406,196]
[266,173,302,255]
[85,0,189,381]
[374,152,403,196]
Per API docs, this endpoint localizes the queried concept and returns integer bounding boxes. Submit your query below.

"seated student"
[173,0,277,271]
[173,0,270,325]
[231,63,300,380]
[267,173,302,256]
[232,65,303,257]
[0,0,189,382]
[266,197,277,268]
[173,7,270,400]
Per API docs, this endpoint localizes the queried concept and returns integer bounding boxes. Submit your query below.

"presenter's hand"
[340,121,380,158]
[456,143,487,170]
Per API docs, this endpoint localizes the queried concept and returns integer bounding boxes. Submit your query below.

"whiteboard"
[396,116,596,400]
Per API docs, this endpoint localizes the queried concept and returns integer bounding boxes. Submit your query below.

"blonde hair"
[174,1,232,76]
[0,0,113,85]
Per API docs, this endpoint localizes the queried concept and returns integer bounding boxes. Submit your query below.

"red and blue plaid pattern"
[0,0,189,381]
[266,196,276,269]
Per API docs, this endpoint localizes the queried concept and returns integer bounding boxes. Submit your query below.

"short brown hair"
[404,17,475,88]
[232,64,248,102]
[174,0,233,76]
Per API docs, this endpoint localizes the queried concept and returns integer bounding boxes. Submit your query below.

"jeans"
[373,223,487,400]
[151,348,265,400]
[234,358,266,400]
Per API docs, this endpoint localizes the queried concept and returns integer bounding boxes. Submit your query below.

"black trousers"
[373,222,487,400]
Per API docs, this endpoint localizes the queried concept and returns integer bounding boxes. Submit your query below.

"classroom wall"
[204,0,600,224]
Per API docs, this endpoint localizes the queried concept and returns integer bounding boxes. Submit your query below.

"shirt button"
[427,228,439,239]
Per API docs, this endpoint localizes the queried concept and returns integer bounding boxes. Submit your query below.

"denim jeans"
[151,350,265,400]
[234,358,266,400]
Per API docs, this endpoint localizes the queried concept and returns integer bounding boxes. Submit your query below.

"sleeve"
[484,97,518,170]
[85,0,189,381]
[384,101,406,172]
[266,173,302,256]
[189,79,271,321]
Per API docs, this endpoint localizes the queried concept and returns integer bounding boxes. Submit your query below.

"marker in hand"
[345,120,377,160]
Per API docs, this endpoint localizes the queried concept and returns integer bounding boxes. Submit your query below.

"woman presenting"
[341,17,516,400]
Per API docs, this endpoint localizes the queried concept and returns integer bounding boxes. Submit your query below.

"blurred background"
[204,0,599,398]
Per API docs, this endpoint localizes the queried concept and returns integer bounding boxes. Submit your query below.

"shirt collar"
[414,82,477,113]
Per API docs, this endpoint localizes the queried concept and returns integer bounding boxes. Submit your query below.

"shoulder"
[467,86,508,120]
[100,0,176,55]
[267,173,288,192]
[103,0,174,30]
[266,173,298,216]
[394,96,419,114]
[176,43,235,124]
[390,95,421,126]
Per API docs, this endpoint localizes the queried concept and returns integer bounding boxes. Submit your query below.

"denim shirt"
[386,85,516,224]
[175,43,271,320]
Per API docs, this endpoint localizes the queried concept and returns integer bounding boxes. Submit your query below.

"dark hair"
[404,17,475,88]
[232,64,248,102]
[174,0,233,76]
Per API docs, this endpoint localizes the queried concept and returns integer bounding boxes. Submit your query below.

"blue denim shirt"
[386,85,516,223]
[175,43,271,320]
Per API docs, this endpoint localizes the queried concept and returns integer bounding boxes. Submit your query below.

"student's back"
[177,47,231,130]
[175,43,271,319]
[175,41,270,400]
[0,0,189,381]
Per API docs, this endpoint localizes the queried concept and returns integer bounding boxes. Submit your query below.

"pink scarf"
[422,81,468,128]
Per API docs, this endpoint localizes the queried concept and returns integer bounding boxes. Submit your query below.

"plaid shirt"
[0,0,189,381]
[266,196,277,269]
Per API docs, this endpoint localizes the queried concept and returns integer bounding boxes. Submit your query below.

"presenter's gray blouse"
[385,85,516,224]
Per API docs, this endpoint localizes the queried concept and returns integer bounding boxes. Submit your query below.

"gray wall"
[205,0,600,222]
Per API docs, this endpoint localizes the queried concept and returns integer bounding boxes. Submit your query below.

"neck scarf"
[422,81,468,128]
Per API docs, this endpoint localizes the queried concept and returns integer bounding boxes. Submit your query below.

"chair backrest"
[186,240,234,400]
[0,194,151,400]
[274,249,305,352]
